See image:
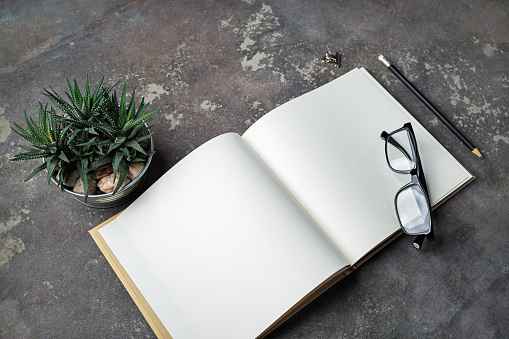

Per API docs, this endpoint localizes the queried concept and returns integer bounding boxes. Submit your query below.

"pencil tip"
[472,148,482,157]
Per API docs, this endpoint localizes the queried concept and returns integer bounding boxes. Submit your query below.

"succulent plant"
[11,103,73,185]
[11,75,159,203]
[89,83,159,195]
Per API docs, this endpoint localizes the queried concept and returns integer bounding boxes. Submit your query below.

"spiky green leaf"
[11,150,50,161]
[111,150,123,183]
[11,121,39,144]
[24,163,47,182]
[46,155,59,185]
[58,152,70,163]
[84,74,91,114]
[125,139,146,155]
[107,137,126,154]
[88,155,113,172]
[135,132,153,144]
[112,159,129,195]
[78,158,89,201]
[121,109,160,134]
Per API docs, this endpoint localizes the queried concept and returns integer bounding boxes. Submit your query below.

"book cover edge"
[89,213,173,339]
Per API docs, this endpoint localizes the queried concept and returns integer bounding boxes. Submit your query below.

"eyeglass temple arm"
[413,235,425,250]
[413,229,435,250]
[380,131,413,160]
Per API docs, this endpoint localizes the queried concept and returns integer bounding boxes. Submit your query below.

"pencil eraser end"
[378,55,391,67]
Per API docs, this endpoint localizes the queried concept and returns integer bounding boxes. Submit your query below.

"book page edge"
[89,213,173,339]
[430,174,476,211]
[257,226,405,338]
[256,265,351,339]
[351,229,403,269]
[256,265,352,339]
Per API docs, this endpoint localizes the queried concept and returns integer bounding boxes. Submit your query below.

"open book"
[90,68,474,339]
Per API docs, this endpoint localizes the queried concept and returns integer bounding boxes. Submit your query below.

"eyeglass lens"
[396,184,431,234]
[387,130,415,171]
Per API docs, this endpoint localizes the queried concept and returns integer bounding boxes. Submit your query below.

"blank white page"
[243,67,473,265]
[99,133,349,339]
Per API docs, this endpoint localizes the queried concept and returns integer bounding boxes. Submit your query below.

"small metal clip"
[321,51,340,68]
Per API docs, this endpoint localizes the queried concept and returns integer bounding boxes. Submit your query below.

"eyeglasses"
[381,122,434,250]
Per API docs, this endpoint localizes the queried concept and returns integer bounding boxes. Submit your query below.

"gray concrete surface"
[0,0,507,338]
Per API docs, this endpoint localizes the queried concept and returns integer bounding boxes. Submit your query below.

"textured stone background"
[0,0,507,338]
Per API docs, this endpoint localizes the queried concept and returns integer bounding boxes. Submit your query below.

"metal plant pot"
[49,133,154,209]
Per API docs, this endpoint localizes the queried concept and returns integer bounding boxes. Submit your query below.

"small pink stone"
[97,173,131,194]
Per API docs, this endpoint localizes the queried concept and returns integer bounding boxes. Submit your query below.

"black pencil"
[378,55,482,158]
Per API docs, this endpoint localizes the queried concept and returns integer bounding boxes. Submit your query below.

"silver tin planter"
[49,134,154,209]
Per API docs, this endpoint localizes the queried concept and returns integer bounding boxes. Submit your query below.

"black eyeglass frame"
[381,122,434,249]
